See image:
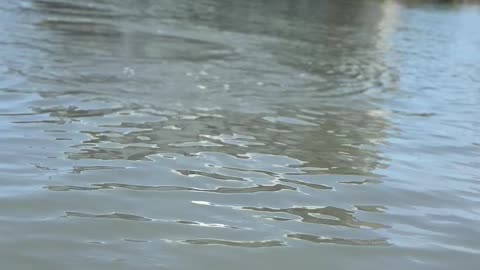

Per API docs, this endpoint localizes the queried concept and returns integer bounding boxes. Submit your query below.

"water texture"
[0,0,479,269]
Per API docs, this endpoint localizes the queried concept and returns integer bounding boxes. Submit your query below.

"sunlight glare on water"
[0,0,479,269]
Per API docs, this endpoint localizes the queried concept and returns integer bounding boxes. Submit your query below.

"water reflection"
[1,0,479,269]
[26,0,398,174]
[183,239,286,248]
[243,205,388,229]
[6,0,397,251]
[287,233,390,246]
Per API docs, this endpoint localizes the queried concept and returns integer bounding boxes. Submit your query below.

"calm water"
[1,0,479,269]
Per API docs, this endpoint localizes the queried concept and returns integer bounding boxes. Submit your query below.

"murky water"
[1,0,479,269]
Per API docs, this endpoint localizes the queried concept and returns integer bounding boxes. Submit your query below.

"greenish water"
[0,0,479,269]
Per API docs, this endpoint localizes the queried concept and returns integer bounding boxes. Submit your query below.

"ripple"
[221,166,280,178]
[209,184,296,194]
[2,0,479,268]
[243,206,388,229]
[64,212,152,222]
[279,178,333,190]
[47,185,101,191]
[34,0,114,15]
[33,163,57,171]
[71,165,128,174]
[123,239,150,243]
[169,141,223,147]
[339,179,382,185]
[199,134,265,147]
[67,147,158,161]
[174,169,248,182]
[287,233,390,246]
[393,110,436,118]
[176,220,240,229]
[263,116,318,126]
[32,106,124,118]
[47,183,296,194]
[183,239,286,248]
[37,19,122,37]
[12,119,67,125]
[355,205,387,213]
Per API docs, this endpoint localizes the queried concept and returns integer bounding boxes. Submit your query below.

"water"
[1,0,479,269]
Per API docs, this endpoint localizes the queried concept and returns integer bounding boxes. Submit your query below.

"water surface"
[1,0,479,269]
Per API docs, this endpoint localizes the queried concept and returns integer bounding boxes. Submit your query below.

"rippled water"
[1,0,479,269]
